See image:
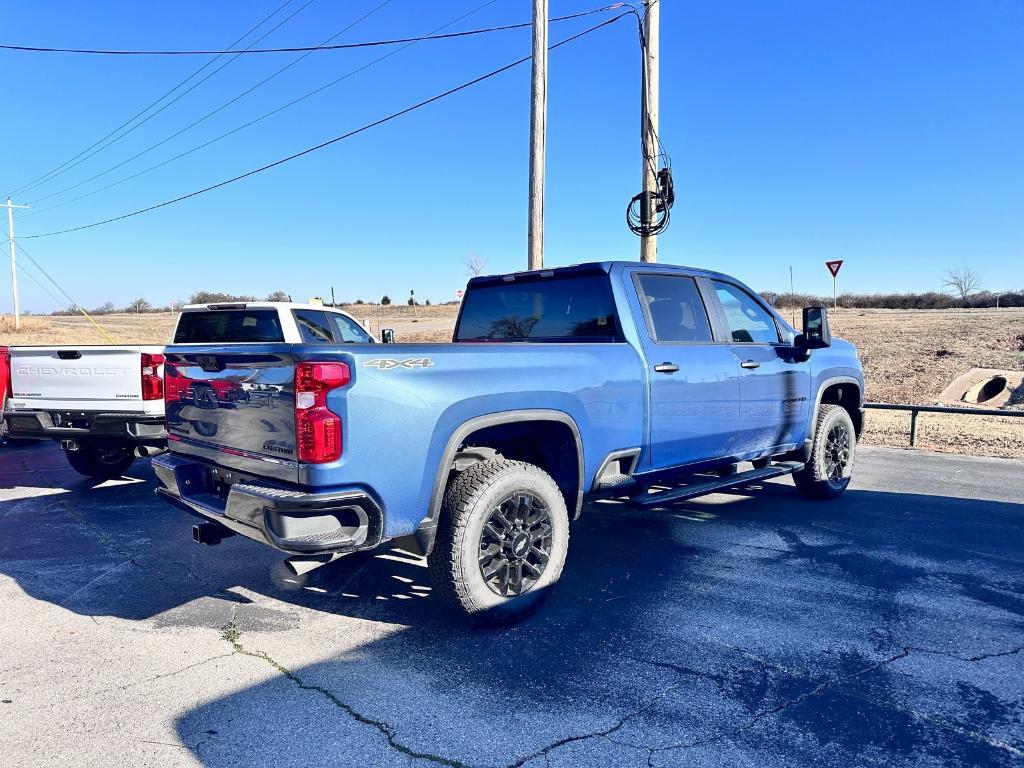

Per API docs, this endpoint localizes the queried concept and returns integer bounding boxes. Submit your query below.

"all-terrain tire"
[65,442,136,480]
[793,404,856,499]
[427,459,569,624]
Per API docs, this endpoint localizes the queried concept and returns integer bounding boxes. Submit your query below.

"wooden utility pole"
[527,0,548,270]
[5,198,29,330]
[639,0,660,263]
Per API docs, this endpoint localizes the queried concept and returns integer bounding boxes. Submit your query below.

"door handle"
[654,362,680,374]
[740,360,760,369]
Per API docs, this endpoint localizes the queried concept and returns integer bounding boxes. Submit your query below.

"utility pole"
[4,198,29,330]
[527,0,548,271]
[640,0,660,263]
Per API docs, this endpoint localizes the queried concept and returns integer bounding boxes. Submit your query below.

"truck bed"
[162,341,646,540]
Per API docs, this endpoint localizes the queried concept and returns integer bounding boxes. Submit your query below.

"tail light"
[141,352,165,401]
[0,346,11,400]
[294,361,350,463]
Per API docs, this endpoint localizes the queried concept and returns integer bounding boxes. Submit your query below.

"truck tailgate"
[164,347,301,484]
[8,346,156,413]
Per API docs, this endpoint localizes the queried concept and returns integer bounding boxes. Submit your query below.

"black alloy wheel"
[478,493,552,597]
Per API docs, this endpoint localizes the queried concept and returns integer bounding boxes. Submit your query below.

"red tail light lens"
[295,362,350,463]
[0,346,11,399]
[141,352,165,401]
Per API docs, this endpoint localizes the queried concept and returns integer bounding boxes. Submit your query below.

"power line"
[0,227,75,311]
[21,0,516,218]
[24,0,398,207]
[24,12,629,240]
[0,7,623,56]
[5,0,317,200]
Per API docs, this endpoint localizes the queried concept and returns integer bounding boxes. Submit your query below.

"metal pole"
[833,275,837,311]
[5,198,29,330]
[527,0,548,271]
[909,409,919,448]
[640,0,660,263]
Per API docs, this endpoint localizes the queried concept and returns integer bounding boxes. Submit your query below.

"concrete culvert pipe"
[962,376,1008,404]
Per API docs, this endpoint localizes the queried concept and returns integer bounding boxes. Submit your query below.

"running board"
[629,461,804,509]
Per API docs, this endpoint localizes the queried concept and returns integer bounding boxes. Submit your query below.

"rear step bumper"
[3,411,166,445]
[153,453,382,555]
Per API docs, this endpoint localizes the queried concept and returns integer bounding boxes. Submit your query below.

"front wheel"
[65,442,136,480]
[793,404,857,499]
[427,459,569,623]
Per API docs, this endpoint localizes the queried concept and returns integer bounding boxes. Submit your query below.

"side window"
[636,274,713,343]
[712,282,780,344]
[329,313,373,343]
[293,310,335,344]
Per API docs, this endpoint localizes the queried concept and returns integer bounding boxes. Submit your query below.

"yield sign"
[825,260,844,278]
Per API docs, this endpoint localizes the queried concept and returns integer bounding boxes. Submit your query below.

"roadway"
[0,442,1021,767]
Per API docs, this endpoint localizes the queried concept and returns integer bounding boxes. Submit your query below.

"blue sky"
[2,0,1021,312]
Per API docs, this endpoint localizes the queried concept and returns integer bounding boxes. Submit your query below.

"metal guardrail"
[864,402,1024,447]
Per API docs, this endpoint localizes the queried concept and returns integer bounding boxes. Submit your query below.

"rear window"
[455,274,622,342]
[173,309,285,343]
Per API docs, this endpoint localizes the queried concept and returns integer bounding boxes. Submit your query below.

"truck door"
[631,272,740,470]
[708,280,809,456]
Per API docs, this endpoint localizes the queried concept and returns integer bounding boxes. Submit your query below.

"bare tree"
[463,253,486,277]
[942,266,982,306]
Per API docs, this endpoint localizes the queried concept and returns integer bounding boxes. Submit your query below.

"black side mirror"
[797,306,832,350]
[381,328,395,344]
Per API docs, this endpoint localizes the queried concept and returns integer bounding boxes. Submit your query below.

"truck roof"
[468,260,738,287]
[181,301,357,313]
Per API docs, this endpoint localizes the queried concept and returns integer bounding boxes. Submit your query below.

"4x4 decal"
[363,358,433,370]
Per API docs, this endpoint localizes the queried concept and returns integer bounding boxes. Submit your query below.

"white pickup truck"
[2,302,378,478]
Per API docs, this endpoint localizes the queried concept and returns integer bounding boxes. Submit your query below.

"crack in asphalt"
[19,458,142,566]
[911,646,1023,663]
[644,644,1024,765]
[504,682,683,768]
[217,608,470,768]
[217,608,687,768]
[17,651,237,713]
[645,648,914,765]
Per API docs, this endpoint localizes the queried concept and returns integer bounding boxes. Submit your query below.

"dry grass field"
[3,307,1022,459]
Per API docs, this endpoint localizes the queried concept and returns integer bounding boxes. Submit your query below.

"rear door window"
[455,274,622,342]
[712,282,780,344]
[329,313,373,343]
[636,274,714,342]
[173,310,284,343]
[293,310,335,344]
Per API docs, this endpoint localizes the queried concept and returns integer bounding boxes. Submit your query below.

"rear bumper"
[152,453,383,555]
[3,410,166,445]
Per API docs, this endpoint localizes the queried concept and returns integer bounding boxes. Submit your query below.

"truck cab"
[154,262,864,622]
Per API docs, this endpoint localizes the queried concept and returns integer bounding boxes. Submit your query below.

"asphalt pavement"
[0,441,1021,767]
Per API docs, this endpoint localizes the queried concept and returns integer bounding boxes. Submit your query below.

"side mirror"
[797,306,832,350]
[381,328,395,344]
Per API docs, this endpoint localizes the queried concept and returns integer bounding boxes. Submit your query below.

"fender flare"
[799,376,863,461]
[414,409,584,555]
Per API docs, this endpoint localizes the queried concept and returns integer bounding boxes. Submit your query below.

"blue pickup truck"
[154,261,863,622]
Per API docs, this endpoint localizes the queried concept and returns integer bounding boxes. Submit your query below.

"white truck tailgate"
[7,346,162,414]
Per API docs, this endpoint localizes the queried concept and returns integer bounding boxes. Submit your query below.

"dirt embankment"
[829,310,1024,459]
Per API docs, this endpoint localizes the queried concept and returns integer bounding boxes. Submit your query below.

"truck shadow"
[3,444,1023,765]
[171,482,1024,767]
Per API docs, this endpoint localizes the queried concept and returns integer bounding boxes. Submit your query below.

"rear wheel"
[64,442,136,479]
[427,459,569,623]
[793,404,856,499]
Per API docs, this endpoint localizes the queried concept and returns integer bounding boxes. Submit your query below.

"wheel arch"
[794,376,862,463]
[415,409,584,556]
[816,377,864,437]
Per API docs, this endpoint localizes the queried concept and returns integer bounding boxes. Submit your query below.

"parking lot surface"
[1,442,1021,767]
